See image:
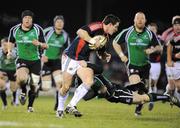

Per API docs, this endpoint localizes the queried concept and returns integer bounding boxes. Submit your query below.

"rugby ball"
[89,35,108,50]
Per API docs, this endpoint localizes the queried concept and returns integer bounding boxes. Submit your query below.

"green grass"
[0,96,180,128]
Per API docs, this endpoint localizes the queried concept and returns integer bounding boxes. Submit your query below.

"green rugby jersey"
[114,26,160,66]
[8,24,46,61]
[43,27,70,59]
[0,48,16,71]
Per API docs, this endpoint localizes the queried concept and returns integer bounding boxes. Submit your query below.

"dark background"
[0,0,178,87]
[0,0,179,39]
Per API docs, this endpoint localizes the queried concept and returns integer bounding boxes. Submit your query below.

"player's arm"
[7,27,16,59]
[77,26,101,47]
[112,30,128,63]
[145,31,162,55]
[167,41,173,67]
[32,25,48,49]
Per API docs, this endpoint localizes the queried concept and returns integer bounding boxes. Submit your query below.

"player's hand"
[41,55,48,63]
[32,40,40,46]
[175,52,180,59]
[104,53,111,62]
[32,40,48,49]
[89,37,101,49]
[78,60,87,67]
[40,43,48,49]
[120,55,128,63]
[145,46,155,54]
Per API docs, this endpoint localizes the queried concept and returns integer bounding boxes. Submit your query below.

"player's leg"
[66,67,94,117]
[52,70,63,111]
[56,55,75,118]
[0,72,7,109]
[165,65,176,96]
[148,62,161,111]
[10,81,19,106]
[27,60,41,112]
[16,66,29,105]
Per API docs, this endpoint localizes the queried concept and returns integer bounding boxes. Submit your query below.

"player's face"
[134,13,146,29]
[107,22,119,35]
[148,26,157,34]
[173,24,180,34]
[22,16,33,28]
[1,42,8,53]
[54,19,64,30]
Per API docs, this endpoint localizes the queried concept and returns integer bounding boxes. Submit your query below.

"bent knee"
[41,80,52,91]
[129,74,141,84]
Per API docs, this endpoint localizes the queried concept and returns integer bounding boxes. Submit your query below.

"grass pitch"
[0,96,180,128]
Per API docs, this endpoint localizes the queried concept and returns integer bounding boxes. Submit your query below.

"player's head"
[134,12,146,29]
[53,15,64,31]
[21,10,34,28]
[172,16,180,34]
[1,37,8,52]
[102,14,120,35]
[147,22,158,34]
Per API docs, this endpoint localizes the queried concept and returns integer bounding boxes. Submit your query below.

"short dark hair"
[172,18,180,25]
[102,14,120,25]
[53,15,64,23]
[21,10,34,19]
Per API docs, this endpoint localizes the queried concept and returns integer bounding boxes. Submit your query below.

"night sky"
[0,0,179,39]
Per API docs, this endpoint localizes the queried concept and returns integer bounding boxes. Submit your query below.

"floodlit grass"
[0,96,180,128]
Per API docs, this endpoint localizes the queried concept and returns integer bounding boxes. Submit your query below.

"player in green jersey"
[0,37,18,109]
[113,12,161,116]
[7,10,48,112]
[41,15,70,110]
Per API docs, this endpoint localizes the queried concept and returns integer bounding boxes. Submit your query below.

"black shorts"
[127,64,150,80]
[16,59,41,75]
[0,70,16,81]
[106,85,133,105]
[42,59,61,75]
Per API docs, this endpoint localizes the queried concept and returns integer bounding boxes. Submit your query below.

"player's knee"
[31,73,40,86]
[60,85,70,96]
[129,75,141,84]
[83,79,94,87]
[0,79,6,90]
[53,74,63,88]
[17,73,29,84]
[41,80,52,91]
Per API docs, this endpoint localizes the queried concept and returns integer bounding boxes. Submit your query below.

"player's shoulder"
[88,22,103,31]
[33,23,44,30]
[10,23,21,31]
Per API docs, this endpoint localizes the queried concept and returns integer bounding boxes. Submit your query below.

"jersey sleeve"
[81,22,103,36]
[151,31,161,47]
[113,29,127,45]
[38,28,46,43]
[8,27,16,43]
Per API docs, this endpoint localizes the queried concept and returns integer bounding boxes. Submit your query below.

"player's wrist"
[119,52,125,57]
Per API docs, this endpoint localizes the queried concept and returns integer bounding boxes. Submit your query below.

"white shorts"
[166,62,180,80]
[150,62,161,80]
[61,54,81,75]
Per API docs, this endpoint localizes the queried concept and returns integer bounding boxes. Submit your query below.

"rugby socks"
[28,90,36,107]
[12,91,16,103]
[21,83,27,94]
[148,93,169,102]
[57,92,69,111]
[68,83,90,107]
[54,91,58,110]
[0,90,7,106]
